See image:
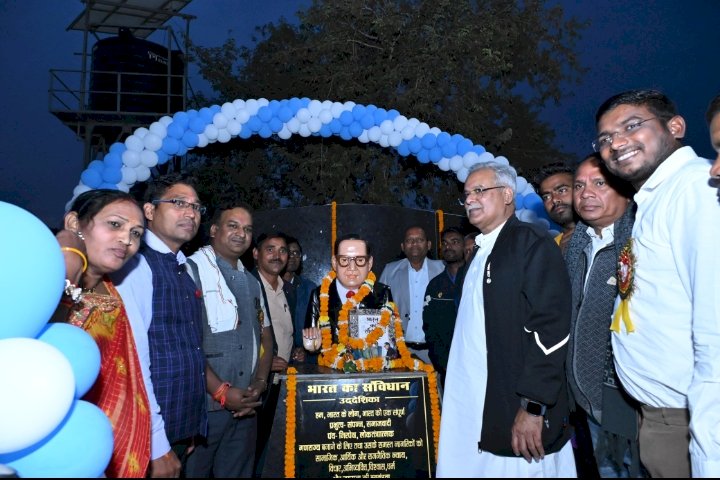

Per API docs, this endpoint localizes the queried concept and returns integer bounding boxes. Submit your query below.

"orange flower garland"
[285,366,298,478]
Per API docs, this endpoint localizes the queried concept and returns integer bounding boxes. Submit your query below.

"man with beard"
[534,162,577,254]
[437,162,574,478]
[113,173,208,477]
[380,226,444,363]
[185,205,273,478]
[593,89,720,477]
[706,94,720,178]
[422,226,466,386]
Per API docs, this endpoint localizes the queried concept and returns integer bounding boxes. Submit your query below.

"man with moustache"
[437,162,574,477]
[706,94,720,178]
[113,173,208,477]
[534,162,577,254]
[563,154,640,477]
[593,89,720,477]
[380,226,444,363]
[184,205,273,478]
[422,226,467,387]
[280,235,316,364]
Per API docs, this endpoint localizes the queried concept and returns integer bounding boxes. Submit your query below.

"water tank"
[89,28,184,113]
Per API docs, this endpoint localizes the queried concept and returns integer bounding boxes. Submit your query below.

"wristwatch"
[520,397,546,417]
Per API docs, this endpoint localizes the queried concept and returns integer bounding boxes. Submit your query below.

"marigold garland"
[436,209,444,252]
[285,367,298,478]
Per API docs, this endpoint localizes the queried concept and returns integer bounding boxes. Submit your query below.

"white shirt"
[258,273,293,361]
[406,259,429,343]
[610,147,720,477]
[438,221,576,477]
[112,229,182,460]
[584,224,615,287]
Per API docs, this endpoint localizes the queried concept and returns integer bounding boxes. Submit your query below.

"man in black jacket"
[437,162,575,477]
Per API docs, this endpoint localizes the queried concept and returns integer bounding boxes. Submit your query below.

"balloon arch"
[70,97,554,232]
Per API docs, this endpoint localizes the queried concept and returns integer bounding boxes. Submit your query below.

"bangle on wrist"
[212,382,232,408]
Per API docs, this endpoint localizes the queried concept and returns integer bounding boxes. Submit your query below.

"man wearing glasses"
[302,233,392,347]
[380,226,444,363]
[437,162,575,477]
[594,89,720,477]
[113,173,208,477]
[533,162,578,254]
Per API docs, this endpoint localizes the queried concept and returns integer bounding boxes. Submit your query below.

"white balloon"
[296,108,311,124]
[429,127,442,136]
[205,124,219,140]
[277,126,292,140]
[494,155,510,166]
[523,183,536,195]
[378,134,390,148]
[330,102,344,118]
[197,133,209,148]
[393,115,408,131]
[135,165,151,182]
[217,129,231,143]
[143,133,162,151]
[516,176,528,193]
[221,102,236,118]
[318,109,333,124]
[308,100,323,116]
[122,150,141,168]
[449,155,464,172]
[149,122,166,137]
[343,101,356,110]
[287,118,301,133]
[257,98,269,107]
[388,131,402,147]
[414,122,430,138]
[477,151,495,164]
[213,112,229,129]
[463,151,479,168]
[438,157,450,171]
[406,117,420,128]
[226,119,242,136]
[357,131,370,143]
[321,100,333,110]
[245,99,259,115]
[235,108,249,125]
[379,119,394,135]
[72,184,92,196]
[116,183,130,192]
[133,127,149,139]
[298,124,311,137]
[401,125,416,141]
[367,126,382,143]
[121,166,137,185]
[232,99,246,110]
[159,115,173,126]
[0,338,75,454]
[140,150,158,168]
[457,167,469,183]
[124,135,144,152]
[307,118,322,133]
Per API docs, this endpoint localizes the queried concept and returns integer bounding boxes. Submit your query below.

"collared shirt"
[610,146,720,476]
[113,229,189,460]
[258,273,293,361]
[406,259,430,343]
[584,224,615,287]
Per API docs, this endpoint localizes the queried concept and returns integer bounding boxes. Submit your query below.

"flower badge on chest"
[611,238,636,333]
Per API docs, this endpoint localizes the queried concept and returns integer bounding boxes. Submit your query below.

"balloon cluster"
[0,202,113,477]
[68,97,556,233]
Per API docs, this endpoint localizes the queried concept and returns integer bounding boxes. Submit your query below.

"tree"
[188,0,586,212]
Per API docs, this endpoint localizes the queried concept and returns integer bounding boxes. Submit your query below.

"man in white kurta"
[437,162,576,478]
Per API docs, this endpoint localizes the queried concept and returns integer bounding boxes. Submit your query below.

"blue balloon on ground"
[0,400,113,478]
[37,323,100,398]
[0,203,64,339]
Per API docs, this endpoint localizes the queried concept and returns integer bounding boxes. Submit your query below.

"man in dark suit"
[302,234,392,348]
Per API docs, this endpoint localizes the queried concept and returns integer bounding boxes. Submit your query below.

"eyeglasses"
[592,117,658,152]
[458,186,505,205]
[152,198,207,215]
[336,255,369,267]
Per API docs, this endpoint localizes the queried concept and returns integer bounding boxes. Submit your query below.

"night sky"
[1,0,718,227]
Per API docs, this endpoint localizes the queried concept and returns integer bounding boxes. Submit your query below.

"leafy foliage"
[187,0,585,212]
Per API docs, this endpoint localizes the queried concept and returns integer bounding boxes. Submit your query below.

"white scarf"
[187,246,238,333]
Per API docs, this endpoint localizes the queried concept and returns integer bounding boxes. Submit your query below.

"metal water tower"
[49,0,196,166]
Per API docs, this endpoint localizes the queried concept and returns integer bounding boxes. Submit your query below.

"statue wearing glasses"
[302,233,393,350]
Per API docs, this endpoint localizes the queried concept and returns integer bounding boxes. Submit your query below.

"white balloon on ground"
[0,338,75,454]
[244,99,259,115]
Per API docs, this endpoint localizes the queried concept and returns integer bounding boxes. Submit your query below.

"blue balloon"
[471,145,487,154]
[288,97,302,111]
[277,106,293,122]
[0,203,65,339]
[109,142,126,154]
[209,104,221,114]
[37,323,100,398]
[396,142,411,157]
[166,122,184,139]
[103,152,122,169]
[372,108,387,125]
[98,183,118,190]
[156,150,169,165]
[258,125,272,138]
[80,169,102,188]
[268,118,284,133]
[359,113,375,130]
[239,125,252,139]
[437,132,451,146]
[352,104,366,119]
[417,149,430,163]
[88,160,104,171]
[247,116,262,132]
[457,138,473,156]
[523,192,544,211]
[408,137,422,154]
[348,122,363,138]
[257,106,273,123]
[101,166,122,184]
[441,141,457,158]
[172,111,189,128]
[199,108,214,122]
[176,144,188,156]
[189,117,206,134]
[161,137,180,155]
[186,109,199,118]
[386,109,400,120]
[181,131,199,148]
[515,193,525,205]
[428,146,442,163]
[339,111,354,126]
[0,400,113,478]
[421,133,437,149]
[339,127,353,141]
[329,119,342,134]
[319,124,333,137]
